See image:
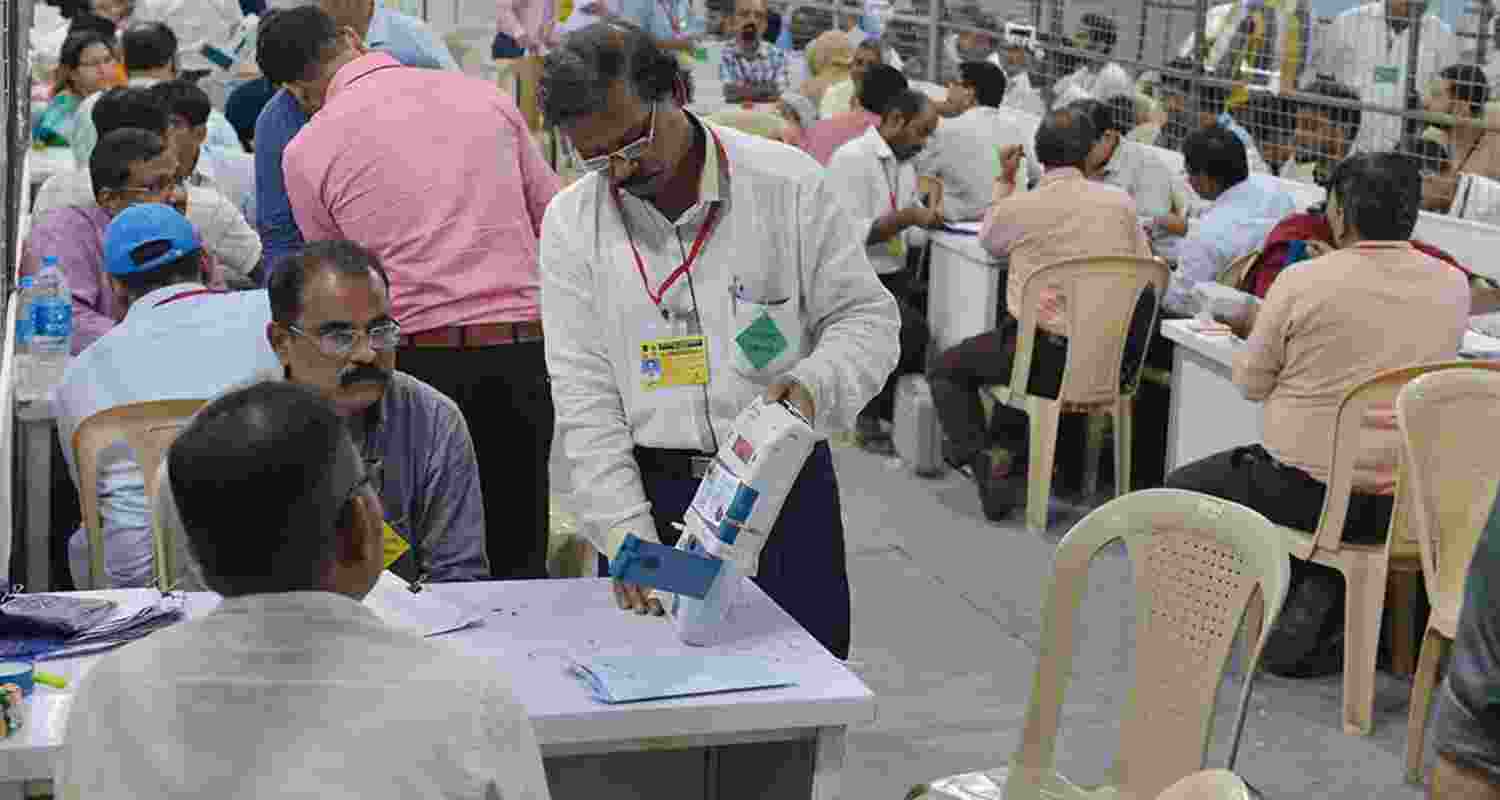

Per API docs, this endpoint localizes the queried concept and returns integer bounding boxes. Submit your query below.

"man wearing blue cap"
[53,203,280,588]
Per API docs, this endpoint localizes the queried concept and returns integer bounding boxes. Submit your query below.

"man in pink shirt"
[799,61,903,165]
[273,7,563,580]
[928,106,1155,521]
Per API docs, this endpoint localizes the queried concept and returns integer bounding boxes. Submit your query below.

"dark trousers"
[599,442,852,659]
[928,313,1068,466]
[864,269,931,422]
[397,340,553,580]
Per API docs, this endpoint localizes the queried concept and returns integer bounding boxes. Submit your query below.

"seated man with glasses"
[258,239,490,586]
[57,381,549,799]
[22,126,191,355]
[53,202,280,588]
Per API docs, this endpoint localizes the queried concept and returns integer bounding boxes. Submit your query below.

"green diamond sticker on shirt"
[736,312,788,370]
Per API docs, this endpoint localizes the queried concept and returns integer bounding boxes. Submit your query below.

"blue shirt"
[1167,174,1297,312]
[618,0,702,41]
[254,16,459,277]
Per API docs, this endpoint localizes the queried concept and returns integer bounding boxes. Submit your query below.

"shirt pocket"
[727,288,804,380]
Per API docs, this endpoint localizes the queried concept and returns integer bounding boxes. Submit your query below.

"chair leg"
[1025,398,1062,534]
[1388,569,1421,677]
[1341,558,1391,735]
[1113,396,1133,497]
[1082,413,1105,499]
[1405,628,1452,784]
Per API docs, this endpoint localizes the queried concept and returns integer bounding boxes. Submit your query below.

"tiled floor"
[829,443,1431,799]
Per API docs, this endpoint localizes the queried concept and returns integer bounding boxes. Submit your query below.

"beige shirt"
[1236,241,1470,491]
[979,167,1151,336]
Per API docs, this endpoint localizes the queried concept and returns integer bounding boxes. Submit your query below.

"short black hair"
[1440,63,1489,117]
[1159,55,1200,94]
[1079,12,1117,54]
[957,60,1007,107]
[168,381,359,597]
[256,6,340,86]
[1072,96,1132,136]
[540,22,689,128]
[1328,152,1422,241]
[55,30,114,94]
[114,249,203,297]
[121,22,177,73]
[92,86,169,138]
[1183,125,1249,188]
[148,79,211,127]
[65,11,119,41]
[269,240,393,326]
[89,127,166,194]
[1034,106,1096,169]
[882,88,929,120]
[858,63,909,115]
[1299,78,1362,142]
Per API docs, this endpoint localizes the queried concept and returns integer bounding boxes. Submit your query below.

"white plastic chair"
[1154,769,1259,800]
[909,489,1291,800]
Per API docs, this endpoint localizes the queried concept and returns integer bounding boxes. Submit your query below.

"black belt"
[634,446,715,480]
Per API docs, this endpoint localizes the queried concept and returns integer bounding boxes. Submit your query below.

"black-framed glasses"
[120,174,188,197]
[287,320,403,359]
[572,103,657,173]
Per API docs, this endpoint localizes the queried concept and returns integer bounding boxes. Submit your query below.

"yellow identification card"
[641,335,709,390]
[382,521,410,568]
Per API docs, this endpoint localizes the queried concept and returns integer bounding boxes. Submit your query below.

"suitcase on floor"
[893,374,945,477]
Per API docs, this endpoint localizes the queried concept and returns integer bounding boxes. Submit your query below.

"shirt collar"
[691,112,725,205]
[1039,166,1085,186]
[365,6,392,47]
[123,282,210,322]
[329,52,402,100]
[213,590,379,624]
[1351,240,1415,251]
[856,124,895,160]
[1100,137,1130,176]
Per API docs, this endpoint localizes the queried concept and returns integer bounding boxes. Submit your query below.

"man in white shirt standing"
[918,60,1041,222]
[538,24,899,659]
[57,380,551,800]
[52,203,280,588]
[1076,95,1176,219]
[1304,0,1458,153]
[827,87,940,447]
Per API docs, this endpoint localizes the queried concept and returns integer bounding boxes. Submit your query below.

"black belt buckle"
[689,456,713,479]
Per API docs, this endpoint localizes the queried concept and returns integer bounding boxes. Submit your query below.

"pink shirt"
[979,167,1150,336]
[495,0,557,50]
[284,54,561,332]
[800,111,879,166]
[1236,241,1470,492]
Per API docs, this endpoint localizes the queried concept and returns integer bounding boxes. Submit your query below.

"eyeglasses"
[571,104,656,174]
[120,174,188,197]
[287,320,403,359]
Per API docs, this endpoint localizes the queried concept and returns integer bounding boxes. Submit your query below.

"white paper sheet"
[363,571,482,638]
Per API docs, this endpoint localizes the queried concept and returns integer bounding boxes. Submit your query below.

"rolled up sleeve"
[540,203,657,557]
[1232,278,1290,401]
[785,173,900,433]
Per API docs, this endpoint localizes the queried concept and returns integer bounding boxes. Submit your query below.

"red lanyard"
[153,287,220,307]
[657,0,681,34]
[615,127,730,308]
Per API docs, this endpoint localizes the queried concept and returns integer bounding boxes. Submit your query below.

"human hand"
[612,580,665,615]
[1194,284,1260,334]
[909,205,944,229]
[1304,240,1335,259]
[997,144,1025,184]
[764,376,815,422]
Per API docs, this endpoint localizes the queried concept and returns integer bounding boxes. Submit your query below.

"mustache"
[339,364,392,388]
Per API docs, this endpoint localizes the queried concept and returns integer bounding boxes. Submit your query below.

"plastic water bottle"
[28,258,72,399]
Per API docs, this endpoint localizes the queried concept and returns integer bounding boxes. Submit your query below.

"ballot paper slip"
[567,654,797,704]
[363,571,482,638]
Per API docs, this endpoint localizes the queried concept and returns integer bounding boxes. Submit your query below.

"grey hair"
[540,22,690,128]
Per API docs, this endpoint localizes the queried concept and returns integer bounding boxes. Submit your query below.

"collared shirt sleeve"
[784,171,901,433]
[540,197,657,555]
[1232,272,1291,401]
[253,92,307,269]
[978,189,1024,256]
[22,212,116,354]
[416,393,491,582]
[508,100,562,237]
[188,187,262,283]
[825,145,883,244]
[283,135,344,244]
[70,93,100,168]
[1132,145,1177,219]
[476,680,552,800]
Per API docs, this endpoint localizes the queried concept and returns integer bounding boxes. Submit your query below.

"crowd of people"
[15,0,1500,796]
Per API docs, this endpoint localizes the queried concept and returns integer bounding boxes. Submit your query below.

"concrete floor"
[829,442,1433,799]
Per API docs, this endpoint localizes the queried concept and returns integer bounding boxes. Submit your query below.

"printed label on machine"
[689,460,760,546]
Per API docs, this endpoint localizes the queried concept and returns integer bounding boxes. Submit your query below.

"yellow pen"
[33,670,66,690]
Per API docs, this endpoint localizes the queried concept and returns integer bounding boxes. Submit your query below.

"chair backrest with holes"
[1396,368,1500,627]
[1011,256,1169,406]
[1310,361,1500,557]
[1013,489,1289,800]
[1154,769,1256,800]
[73,399,206,589]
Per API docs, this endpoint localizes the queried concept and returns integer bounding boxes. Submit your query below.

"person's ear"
[336,490,382,570]
[268,321,294,364]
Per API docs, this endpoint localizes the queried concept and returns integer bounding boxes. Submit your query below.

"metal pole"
[925,0,941,83]
[1191,0,1208,108]
[1405,1,1424,145]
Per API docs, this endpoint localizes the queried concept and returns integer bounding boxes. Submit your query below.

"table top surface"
[0,579,875,778]
[1162,317,1500,372]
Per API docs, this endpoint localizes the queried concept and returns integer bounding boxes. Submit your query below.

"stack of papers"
[363,571,482,638]
[31,595,187,661]
[568,654,796,704]
[1463,328,1500,360]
